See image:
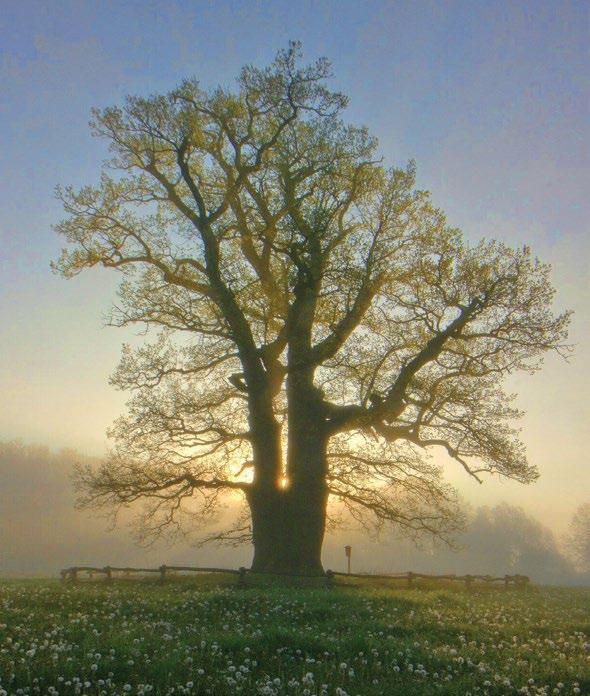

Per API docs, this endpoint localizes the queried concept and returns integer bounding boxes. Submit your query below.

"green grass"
[0,576,588,695]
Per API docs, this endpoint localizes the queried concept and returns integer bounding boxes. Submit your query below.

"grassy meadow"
[0,575,588,696]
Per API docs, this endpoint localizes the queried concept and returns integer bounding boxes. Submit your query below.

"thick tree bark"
[247,483,328,575]
[247,374,329,575]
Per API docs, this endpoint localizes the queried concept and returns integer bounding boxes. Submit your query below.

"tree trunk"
[246,282,330,574]
[247,483,327,575]
[247,389,329,575]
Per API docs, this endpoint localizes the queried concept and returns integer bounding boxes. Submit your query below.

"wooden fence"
[330,570,529,589]
[59,565,529,589]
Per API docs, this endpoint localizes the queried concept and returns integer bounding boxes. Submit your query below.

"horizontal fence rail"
[59,565,529,589]
[330,570,529,588]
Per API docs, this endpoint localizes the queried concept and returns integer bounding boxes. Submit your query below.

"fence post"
[104,566,113,584]
[407,571,414,588]
[159,564,167,585]
[325,569,334,589]
[238,567,247,587]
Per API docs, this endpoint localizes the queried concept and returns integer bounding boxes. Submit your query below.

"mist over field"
[2,441,586,586]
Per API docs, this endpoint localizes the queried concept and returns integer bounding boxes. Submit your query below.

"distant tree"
[353,503,578,584]
[54,43,570,574]
[565,503,590,571]
[462,504,577,582]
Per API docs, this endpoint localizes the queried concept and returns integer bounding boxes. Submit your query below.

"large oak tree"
[55,44,569,574]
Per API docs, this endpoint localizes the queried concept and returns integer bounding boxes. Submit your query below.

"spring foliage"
[54,43,570,545]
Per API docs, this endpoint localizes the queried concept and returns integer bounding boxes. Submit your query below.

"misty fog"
[1,441,586,586]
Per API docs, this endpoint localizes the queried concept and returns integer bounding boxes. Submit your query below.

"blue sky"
[0,0,588,530]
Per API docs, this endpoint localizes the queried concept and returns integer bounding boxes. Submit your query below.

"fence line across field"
[59,565,530,589]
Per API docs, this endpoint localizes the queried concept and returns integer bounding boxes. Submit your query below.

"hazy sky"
[1,0,588,534]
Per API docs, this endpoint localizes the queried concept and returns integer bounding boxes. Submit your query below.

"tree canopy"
[55,43,570,569]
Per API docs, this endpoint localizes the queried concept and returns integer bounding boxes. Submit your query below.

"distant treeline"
[326,504,585,587]
[1,441,587,585]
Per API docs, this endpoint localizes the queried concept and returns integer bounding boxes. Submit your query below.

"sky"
[0,0,588,538]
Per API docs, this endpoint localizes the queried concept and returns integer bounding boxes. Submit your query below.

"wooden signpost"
[344,545,352,575]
